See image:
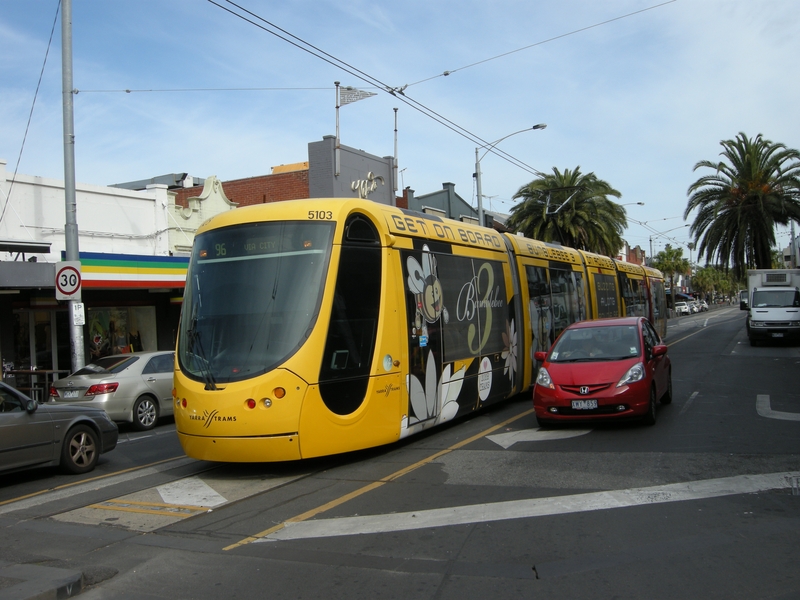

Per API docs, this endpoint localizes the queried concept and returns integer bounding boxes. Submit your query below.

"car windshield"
[548,325,641,362]
[178,220,335,385]
[752,290,800,308]
[71,356,139,376]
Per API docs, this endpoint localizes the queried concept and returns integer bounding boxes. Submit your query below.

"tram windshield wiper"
[186,288,218,391]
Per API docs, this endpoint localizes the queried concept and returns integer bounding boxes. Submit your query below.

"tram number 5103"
[308,210,333,220]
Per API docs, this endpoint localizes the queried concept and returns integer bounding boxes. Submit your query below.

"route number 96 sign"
[55,261,82,301]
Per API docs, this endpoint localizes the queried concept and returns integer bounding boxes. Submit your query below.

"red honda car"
[533,316,672,426]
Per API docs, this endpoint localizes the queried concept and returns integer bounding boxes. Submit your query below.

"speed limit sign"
[55,261,82,301]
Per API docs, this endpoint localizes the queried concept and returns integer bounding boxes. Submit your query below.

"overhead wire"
[405,0,678,88]
[208,0,545,178]
[0,0,62,227]
[74,1,678,184]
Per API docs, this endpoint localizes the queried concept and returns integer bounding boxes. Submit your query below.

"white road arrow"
[486,428,592,449]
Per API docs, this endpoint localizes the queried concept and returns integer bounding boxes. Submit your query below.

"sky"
[2,0,799,261]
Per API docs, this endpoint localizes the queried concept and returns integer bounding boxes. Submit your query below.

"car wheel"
[133,395,159,431]
[642,386,657,426]
[61,424,99,474]
[661,369,673,405]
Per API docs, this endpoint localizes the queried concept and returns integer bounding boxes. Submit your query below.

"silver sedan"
[0,381,118,474]
[49,351,175,431]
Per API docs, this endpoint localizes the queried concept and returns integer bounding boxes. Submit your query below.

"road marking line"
[222,407,537,551]
[88,499,209,518]
[757,395,800,421]
[487,428,592,449]
[260,471,800,542]
[157,477,227,507]
[679,391,700,416]
[0,456,195,515]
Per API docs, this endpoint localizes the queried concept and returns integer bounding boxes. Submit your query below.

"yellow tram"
[173,198,667,462]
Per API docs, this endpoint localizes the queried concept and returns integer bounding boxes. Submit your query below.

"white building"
[0,159,235,394]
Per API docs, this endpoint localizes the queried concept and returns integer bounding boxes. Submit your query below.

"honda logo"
[579,386,590,395]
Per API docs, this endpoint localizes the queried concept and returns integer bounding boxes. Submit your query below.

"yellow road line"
[88,498,208,517]
[223,407,537,551]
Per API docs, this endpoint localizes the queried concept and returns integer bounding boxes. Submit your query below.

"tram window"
[618,274,646,317]
[437,255,506,361]
[345,215,380,244]
[550,268,583,340]
[319,216,381,416]
[593,273,619,318]
[650,278,666,319]
[526,265,552,353]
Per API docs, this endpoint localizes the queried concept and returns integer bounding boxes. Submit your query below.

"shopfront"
[1,251,187,398]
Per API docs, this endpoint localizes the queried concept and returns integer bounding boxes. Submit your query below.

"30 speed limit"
[55,261,82,301]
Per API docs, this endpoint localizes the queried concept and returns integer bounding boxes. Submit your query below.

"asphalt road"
[1,304,798,599]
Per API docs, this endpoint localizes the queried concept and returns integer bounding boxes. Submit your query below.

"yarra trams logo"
[189,410,237,428]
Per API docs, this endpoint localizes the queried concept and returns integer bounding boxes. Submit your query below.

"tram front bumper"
[177,431,301,462]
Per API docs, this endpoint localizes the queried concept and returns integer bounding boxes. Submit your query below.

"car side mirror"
[533,351,548,362]
[739,300,747,310]
[652,344,668,358]
[24,398,38,413]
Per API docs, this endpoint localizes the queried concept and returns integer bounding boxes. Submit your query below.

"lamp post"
[474,124,546,227]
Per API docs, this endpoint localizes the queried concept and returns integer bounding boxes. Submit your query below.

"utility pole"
[62,0,85,371]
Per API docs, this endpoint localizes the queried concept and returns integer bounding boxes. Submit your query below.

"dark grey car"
[0,381,118,475]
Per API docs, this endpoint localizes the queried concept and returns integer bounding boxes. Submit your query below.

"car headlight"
[617,362,645,387]
[750,320,766,328]
[535,367,554,389]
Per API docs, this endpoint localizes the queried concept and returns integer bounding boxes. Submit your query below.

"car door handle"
[147,377,157,382]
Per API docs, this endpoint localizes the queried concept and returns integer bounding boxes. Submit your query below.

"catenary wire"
[405,0,678,88]
[0,0,61,226]
[207,0,545,177]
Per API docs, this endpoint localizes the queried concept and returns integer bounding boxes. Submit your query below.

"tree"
[686,132,800,280]
[651,244,690,308]
[506,167,627,256]
[692,265,727,301]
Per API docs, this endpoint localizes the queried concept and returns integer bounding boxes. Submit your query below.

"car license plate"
[571,399,597,410]
[63,390,80,399]
[772,332,784,338]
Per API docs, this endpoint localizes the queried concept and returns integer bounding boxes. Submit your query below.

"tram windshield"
[178,221,335,386]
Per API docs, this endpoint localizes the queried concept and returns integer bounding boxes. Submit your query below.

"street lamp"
[474,124,546,227]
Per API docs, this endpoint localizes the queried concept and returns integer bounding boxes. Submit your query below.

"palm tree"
[651,244,690,308]
[692,265,727,301]
[686,132,800,280]
[506,167,627,256]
